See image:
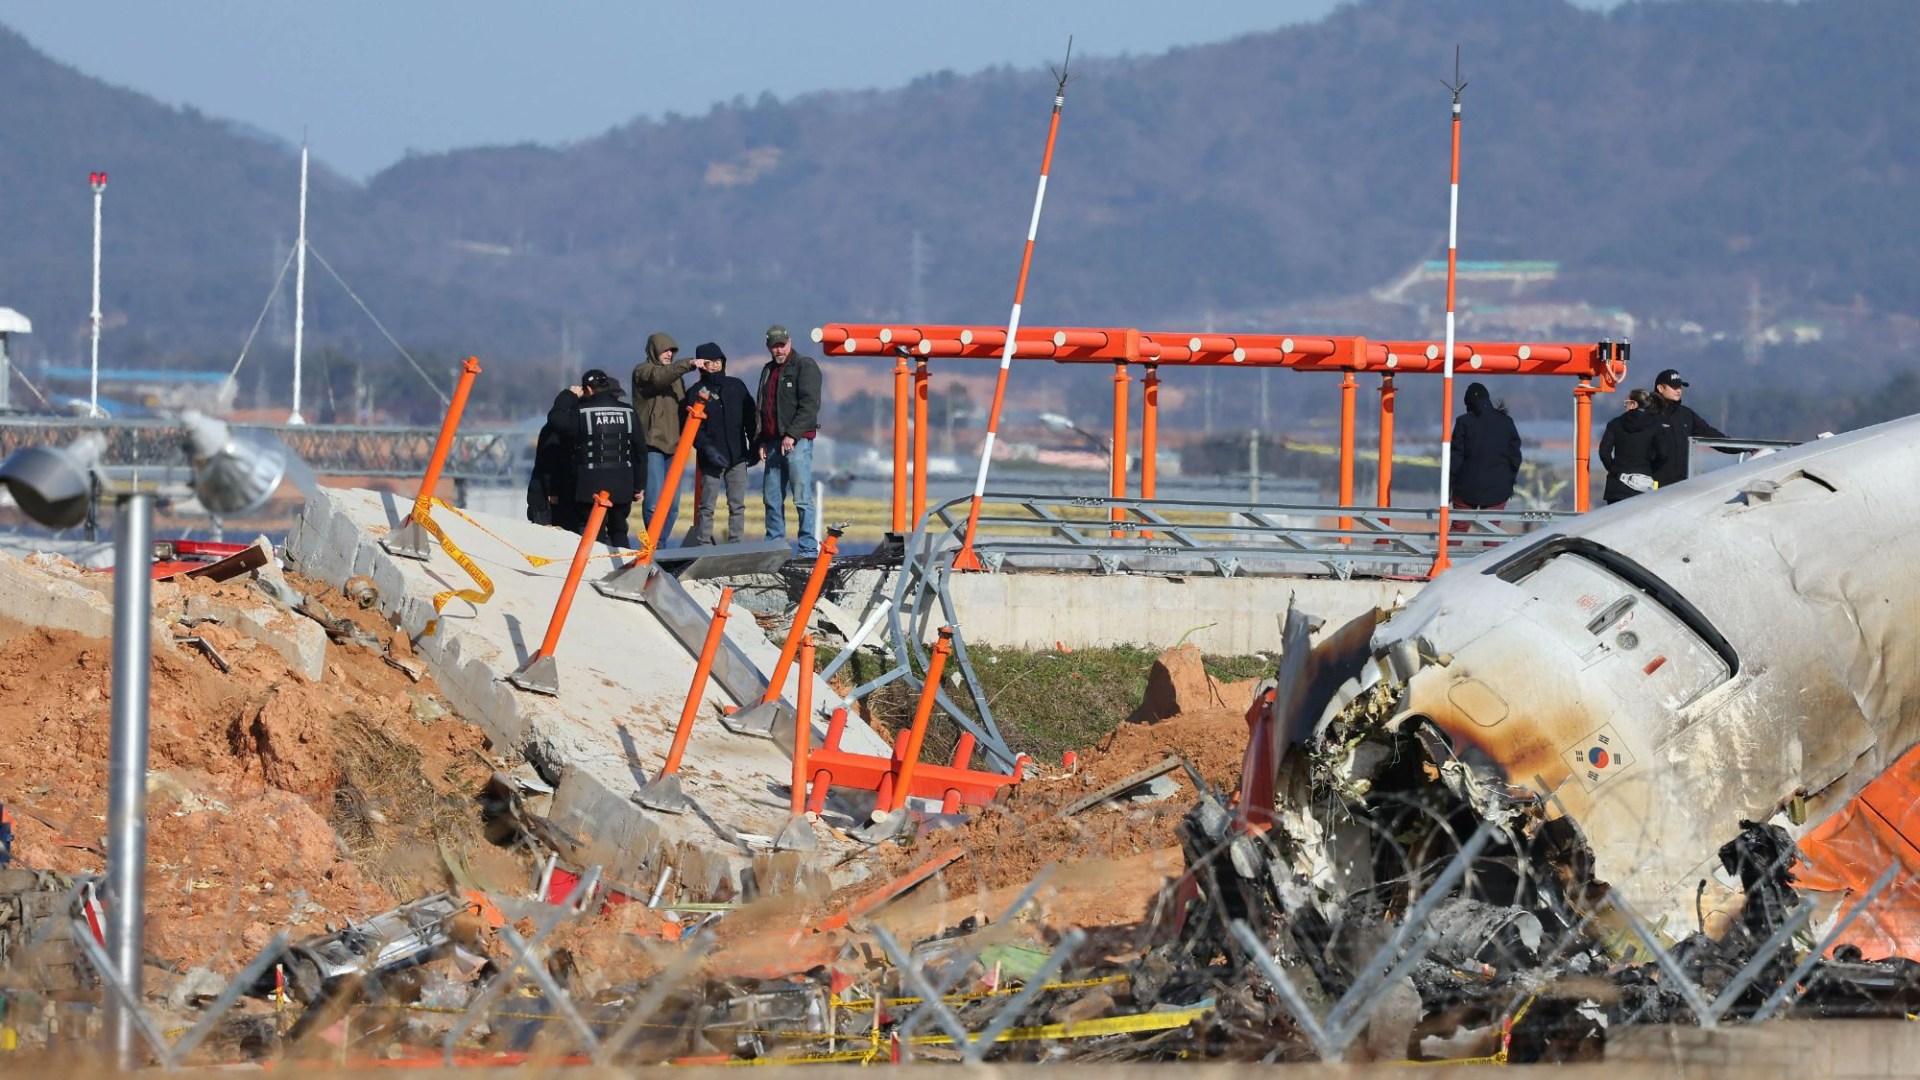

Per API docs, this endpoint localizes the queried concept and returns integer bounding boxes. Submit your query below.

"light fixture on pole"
[1039,411,1111,467]
[0,414,296,1070]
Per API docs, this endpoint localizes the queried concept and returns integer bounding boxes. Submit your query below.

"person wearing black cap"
[686,343,759,545]
[1449,381,1523,531]
[757,324,823,558]
[548,368,645,547]
[1647,368,1728,488]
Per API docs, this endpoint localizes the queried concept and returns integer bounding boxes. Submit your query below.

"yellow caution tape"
[437,501,645,569]
[906,1003,1209,1046]
[411,495,495,635]
[832,974,1127,1011]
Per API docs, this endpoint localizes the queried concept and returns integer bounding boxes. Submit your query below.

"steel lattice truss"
[0,417,518,482]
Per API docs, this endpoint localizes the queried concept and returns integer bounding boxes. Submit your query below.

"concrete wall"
[827,567,1418,656]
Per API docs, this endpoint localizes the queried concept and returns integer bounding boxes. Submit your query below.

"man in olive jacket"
[756,324,823,558]
[630,331,695,546]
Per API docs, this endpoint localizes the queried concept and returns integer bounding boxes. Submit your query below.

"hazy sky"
[0,0,1619,180]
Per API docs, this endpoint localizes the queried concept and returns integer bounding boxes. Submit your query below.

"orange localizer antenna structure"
[1431,50,1467,577]
[953,41,1073,572]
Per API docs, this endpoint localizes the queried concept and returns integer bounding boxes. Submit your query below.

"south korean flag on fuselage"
[1564,723,1635,793]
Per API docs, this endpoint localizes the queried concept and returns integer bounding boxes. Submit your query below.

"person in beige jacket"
[630,331,697,544]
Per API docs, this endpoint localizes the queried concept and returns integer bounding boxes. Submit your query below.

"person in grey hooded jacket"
[630,331,695,545]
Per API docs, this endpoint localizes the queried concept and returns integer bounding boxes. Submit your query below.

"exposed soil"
[0,559,519,972]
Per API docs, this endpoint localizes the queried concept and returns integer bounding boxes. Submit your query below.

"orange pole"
[756,532,840,704]
[942,732,977,814]
[892,353,910,534]
[1110,363,1130,537]
[1141,365,1159,539]
[889,628,953,813]
[807,707,849,814]
[1339,371,1356,539]
[659,587,734,778]
[533,491,609,661]
[638,393,707,559]
[1378,374,1397,507]
[1574,378,1594,513]
[876,731,907,810]
[912,360,929,530]
[790,637,815,816]
[407,356,481,519]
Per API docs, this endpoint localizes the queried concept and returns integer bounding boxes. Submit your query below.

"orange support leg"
[775,637,819,850]
[942,733,977,814]
[892,353,910,534]
[1141,365,1159,539]
[912,360,930,530]
[1110,363,1130,537]
[1378,374,1396,508]
[1574,377,1595,513]
[889,629,954,814]
[1339,371,1356,539]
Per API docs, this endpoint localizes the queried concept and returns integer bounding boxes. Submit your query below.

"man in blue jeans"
[630,331,695,546]
[756,324,823,558]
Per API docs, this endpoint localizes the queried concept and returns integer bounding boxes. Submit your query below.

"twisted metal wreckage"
[1154,412,1920,1055]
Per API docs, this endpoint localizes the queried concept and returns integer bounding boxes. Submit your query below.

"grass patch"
[820,641,1276,768]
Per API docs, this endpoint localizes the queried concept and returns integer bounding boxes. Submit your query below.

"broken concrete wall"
[283,486,886,899]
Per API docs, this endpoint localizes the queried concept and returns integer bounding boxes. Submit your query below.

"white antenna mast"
[89,171,107,417]
[289,139,310,424]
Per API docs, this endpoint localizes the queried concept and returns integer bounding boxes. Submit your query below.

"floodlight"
[182,411,288,517]
[0,432,103,528]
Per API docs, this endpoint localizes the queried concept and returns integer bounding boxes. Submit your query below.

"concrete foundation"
[283,487,891,899]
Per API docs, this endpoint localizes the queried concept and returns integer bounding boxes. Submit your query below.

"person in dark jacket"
[550,369,645,548]
[631,332,696,546]
[686,343,759,545]
[1448,381,1523,531]
[756,324,824,557]
[526,384,583,530]
[1647,368,1730,487]
[1598,389,1665,504]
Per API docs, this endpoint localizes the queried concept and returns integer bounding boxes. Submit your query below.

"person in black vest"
[1648,368,1730,488]
[549,368,645,548]
[1449,381,1523,532]
[526,382,583,530]
[1598,389,1666,504]
[686,343,759,545]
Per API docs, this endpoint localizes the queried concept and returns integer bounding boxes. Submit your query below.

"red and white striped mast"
[952,41,1074,572]
[1430,49,1467,576]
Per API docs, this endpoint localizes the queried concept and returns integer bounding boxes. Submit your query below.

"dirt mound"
[880,644,1259,903]
[0,562,511,970]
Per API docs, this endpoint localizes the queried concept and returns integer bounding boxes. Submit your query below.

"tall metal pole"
[106,491,154,1068]
[1431,51,1466,576]
[289,142,310,425]
[89,172,107,418]
[953,41,1073,571]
